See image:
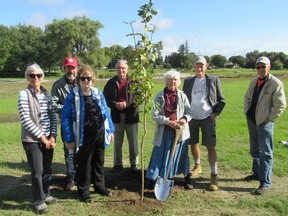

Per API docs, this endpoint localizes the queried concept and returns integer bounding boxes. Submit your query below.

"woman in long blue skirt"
[146,70,193,190]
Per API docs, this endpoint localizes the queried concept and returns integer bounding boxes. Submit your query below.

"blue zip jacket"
[61,87,114,151]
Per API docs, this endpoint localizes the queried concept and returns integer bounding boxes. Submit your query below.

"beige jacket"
[244,74,286,126]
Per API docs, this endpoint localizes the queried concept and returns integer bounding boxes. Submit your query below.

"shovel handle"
[165,126,183,180]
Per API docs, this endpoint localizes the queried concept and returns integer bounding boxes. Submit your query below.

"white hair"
[25,63,44,78]
[163,69,181,87]
[115,59,129,69]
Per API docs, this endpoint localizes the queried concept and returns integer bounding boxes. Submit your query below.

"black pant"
[22,142,53,205]
[74,140,105,196]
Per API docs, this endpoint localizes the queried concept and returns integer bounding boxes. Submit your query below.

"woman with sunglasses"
[18,63,58,214]
[61,65,114,202]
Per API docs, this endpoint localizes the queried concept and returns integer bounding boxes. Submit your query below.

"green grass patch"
[1,70,288,215]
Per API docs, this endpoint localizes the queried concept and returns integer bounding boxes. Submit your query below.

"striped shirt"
[18,90,57,139]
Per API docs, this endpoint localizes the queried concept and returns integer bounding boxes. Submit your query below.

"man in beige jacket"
[244,56,286,195]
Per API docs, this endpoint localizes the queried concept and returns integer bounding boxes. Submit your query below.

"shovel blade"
[154,176,174,201]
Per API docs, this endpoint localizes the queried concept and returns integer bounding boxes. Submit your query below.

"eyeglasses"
[116,67,127,70]
[80,76,92,82]
[28,74,43,79]
[256,66,266,70]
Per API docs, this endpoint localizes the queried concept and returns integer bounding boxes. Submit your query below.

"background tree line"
[164,40,288,70]
[1,16,288,77]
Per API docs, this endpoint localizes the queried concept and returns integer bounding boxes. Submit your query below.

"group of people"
[145,56,226,191]
[18,55,286,214]
[18,58,139,213]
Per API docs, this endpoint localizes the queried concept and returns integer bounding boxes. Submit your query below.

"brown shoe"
[210,174,219,191]
[190,164,202,177]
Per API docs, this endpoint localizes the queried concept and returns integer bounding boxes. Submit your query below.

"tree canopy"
[1,16,288,77]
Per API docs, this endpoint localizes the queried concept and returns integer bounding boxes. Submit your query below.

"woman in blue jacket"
[61,65,114,202]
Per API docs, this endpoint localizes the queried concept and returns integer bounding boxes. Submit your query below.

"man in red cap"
[51,56,78,190]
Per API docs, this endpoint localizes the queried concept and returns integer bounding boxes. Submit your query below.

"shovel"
[154,127,183,201]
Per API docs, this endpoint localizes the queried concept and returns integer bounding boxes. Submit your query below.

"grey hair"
[115,59,129,69]
[25,63,44,78]
[163,69,181,87]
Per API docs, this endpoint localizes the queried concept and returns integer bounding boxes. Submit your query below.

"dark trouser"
[74,140,105,197]
[22,142,53,205]
[61,127,75,179]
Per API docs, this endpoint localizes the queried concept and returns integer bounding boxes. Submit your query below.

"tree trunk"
[141,100,148,201]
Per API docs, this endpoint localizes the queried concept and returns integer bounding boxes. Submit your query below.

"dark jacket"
[51,75,74,117]
[183,74,225,115]
[103,76,139,124]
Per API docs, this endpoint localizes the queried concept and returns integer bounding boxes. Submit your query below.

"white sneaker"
[45,196,58,205]
[34,202,48,214]
[280,141,288,146]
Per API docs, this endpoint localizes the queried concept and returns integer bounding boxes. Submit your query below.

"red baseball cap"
[64,57,78,67]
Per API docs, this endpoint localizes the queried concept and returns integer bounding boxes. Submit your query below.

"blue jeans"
[61,127,75,178]
[247,118,274,188]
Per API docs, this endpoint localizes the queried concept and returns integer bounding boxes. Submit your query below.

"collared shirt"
[117,78,127,102]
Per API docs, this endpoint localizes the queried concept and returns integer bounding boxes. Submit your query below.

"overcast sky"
[1,0,288,58]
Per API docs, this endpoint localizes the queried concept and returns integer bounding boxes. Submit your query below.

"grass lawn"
[1,69,288,215]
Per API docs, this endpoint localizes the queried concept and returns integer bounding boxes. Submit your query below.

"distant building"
[224,62,235,68]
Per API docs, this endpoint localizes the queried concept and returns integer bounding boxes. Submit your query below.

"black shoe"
[251,185,270,195]
[78,190,92,203]
[244,174,259,181]
[79,195,92,203]
[65,177,75,190]
[112,165,123,173]
[184,175,194,190]
[146,179,156,190]
[130,165,138,172]
[94,188,112,197]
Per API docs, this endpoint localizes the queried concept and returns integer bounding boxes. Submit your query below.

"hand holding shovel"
[154,126,183,201]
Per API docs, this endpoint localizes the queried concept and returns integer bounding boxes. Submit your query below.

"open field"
[1,69,288,215]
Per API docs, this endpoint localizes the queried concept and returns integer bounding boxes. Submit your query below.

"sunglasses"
[80,76,92,82]
[256,66,266,70]
[28,74,43,79]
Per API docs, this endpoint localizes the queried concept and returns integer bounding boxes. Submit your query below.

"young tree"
[125,0,160,201]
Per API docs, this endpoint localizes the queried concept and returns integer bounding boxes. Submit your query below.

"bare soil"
[50,167,288,215]
[1,166,288,215]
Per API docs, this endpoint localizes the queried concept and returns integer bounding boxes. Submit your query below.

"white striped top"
[18,90,57,139]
